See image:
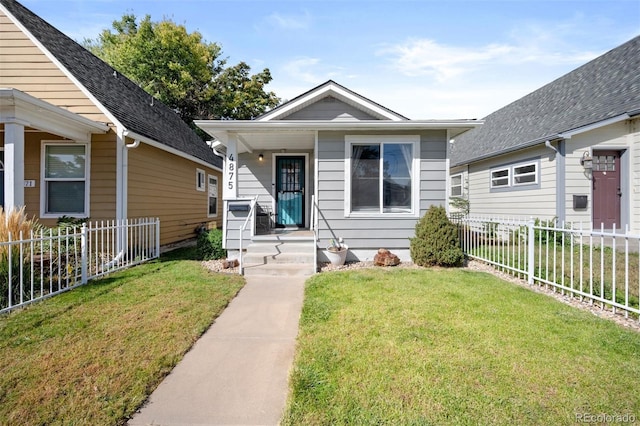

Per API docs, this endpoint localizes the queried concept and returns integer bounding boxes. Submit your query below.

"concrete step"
[242,262,316,277]
[243,252,315,265]
[245,241,315,255]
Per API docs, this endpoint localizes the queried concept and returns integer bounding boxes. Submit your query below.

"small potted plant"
[325,238,348,266]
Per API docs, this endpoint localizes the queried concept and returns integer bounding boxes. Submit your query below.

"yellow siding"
[0,13,108,122]
[128,144,222,245]
[7,130,117,227]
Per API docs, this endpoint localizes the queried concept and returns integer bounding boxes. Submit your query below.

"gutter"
[452,111,639,168]
[451,134,562,168]
[122,129,223,172]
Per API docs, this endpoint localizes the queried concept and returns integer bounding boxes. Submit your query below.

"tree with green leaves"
[85,14,279,125]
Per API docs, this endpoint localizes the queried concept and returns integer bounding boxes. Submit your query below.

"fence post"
[527,217,535,285]
[81,223,88,284]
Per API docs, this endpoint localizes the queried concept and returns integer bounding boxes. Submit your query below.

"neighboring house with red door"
[196,80,481,262]
[0,0,223,246]
[449,35,640,231]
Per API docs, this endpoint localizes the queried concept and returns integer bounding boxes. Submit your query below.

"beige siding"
[127,143,222,245]
[0,13,108,122]
[467,145,557,220]
[5,130,117,227]
[89,132,117,222]
[631,118,640,233]
[565,119,637,229]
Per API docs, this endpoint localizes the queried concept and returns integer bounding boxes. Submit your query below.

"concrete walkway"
[128,274,305,426]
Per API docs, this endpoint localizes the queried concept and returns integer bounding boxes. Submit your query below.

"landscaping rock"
[374,248,400,267]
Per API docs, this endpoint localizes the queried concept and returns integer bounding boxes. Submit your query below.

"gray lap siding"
[316,130,447,256]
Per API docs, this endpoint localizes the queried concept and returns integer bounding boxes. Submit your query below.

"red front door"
[592,150,621,229]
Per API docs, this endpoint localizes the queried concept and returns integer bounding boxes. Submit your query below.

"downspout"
[110,128,142,267]
[545,140,566,223]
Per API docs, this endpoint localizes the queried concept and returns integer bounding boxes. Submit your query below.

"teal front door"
[276,156,304,227]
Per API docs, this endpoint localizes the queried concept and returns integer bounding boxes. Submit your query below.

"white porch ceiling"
[235,130,316,153]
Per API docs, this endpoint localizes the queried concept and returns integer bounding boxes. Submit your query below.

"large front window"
[43,143,88,216]
[347,136,417,214]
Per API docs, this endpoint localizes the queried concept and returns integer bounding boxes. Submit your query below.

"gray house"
[196,80,480,266]
[449,35,640,232]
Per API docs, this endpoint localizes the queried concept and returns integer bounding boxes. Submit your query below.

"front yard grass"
[0,247,244,425]
[284,267,640,425]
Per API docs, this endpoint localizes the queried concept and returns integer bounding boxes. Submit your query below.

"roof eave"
[123,129,222,171]
[196,119,482,133]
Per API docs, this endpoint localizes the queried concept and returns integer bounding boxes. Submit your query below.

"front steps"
[242,236,316,277]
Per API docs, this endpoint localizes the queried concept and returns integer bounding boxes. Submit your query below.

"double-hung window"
[346,135,418,215]
[450,174,463,197]
[42,143,89,217]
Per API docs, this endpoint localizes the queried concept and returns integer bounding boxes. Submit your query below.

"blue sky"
[19,0,640,119]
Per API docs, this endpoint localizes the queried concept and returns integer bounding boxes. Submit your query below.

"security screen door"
[276,156,304,227]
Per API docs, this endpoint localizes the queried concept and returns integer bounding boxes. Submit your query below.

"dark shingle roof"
[450,35,640,167]
[1,0,222,168]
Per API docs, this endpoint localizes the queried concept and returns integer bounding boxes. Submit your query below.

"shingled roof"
[450,35,640,167]
[0,0,222,169]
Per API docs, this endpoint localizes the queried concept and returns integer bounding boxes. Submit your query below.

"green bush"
[410,205,464,267]
[196,228,225,260]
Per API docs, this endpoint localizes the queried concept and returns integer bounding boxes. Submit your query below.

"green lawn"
[0,247,244,426]
[284,267,640,425]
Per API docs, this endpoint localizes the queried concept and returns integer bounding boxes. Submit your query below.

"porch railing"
[311,194,318,274]
[454,215,640,319]
[238,196,258,275]
[1,217,160,314]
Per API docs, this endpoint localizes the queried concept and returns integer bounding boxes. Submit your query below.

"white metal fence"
[454,215,640,319]
[0,218,160,313]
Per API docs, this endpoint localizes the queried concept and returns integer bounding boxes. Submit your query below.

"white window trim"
[196,168,206,191]
[40,141,90,219]
[490,160,539,189]
[512,161,538,186]
[344,135,420,218]
[490,166,510,188]
[208,174,218,218]
[450,173,464,197]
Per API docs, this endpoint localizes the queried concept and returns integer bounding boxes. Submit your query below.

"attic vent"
[323,96,337,102]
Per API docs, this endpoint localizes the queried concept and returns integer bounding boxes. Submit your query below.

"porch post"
[4,122,25,210]
[224,133,238,200]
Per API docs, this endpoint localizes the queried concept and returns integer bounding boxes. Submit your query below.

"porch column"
[4,122,25,210]
[223,133,238,200]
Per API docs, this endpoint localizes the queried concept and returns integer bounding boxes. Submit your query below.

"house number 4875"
[227,153,235,190]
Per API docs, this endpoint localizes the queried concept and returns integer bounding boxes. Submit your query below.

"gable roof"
[450,35,640,167]
[0,0,222,169]
[257,80,409,121]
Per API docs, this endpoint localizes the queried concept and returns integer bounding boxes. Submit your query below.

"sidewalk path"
[128,275,305,426]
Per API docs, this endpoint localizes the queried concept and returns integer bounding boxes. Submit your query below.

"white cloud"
[265,11,311,30]
[379,39,515,81]
[279,57,346,85]
[379,35,601,82]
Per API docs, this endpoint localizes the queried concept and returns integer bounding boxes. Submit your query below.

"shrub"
[196,228,226,260]
[410,205,464,267]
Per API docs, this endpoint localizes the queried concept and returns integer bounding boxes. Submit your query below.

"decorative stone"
[374,248,400,267]
[223,259,239,269]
